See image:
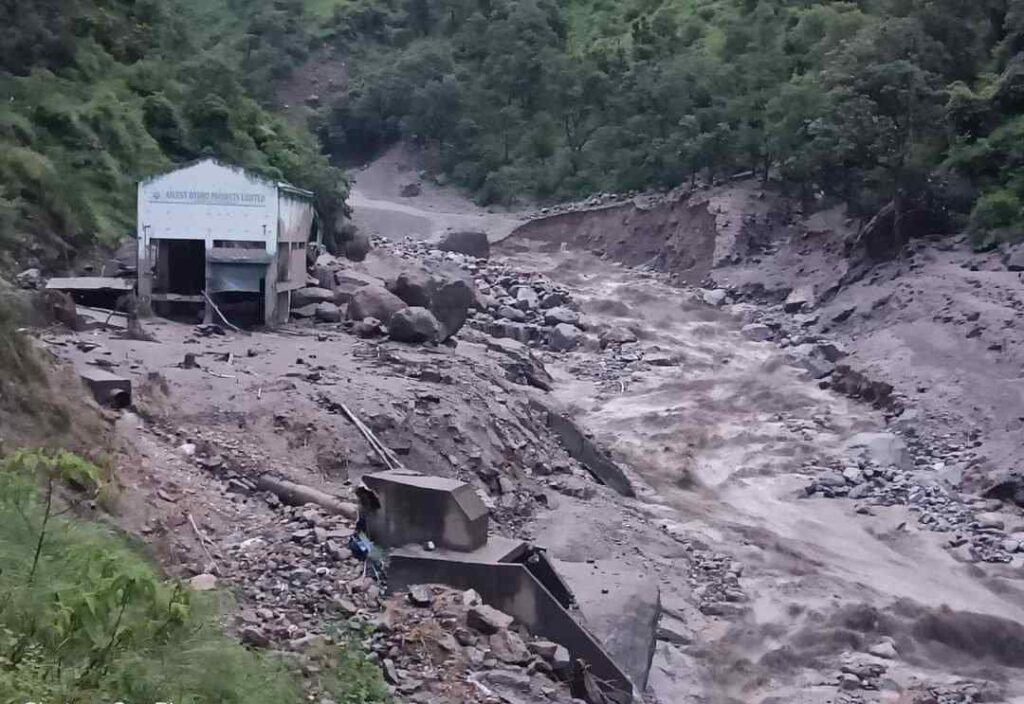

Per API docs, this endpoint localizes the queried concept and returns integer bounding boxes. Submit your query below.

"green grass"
[0,449,388,704]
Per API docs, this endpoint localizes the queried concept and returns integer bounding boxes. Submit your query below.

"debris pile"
[363,586,578,704]
[802,428,1021,564]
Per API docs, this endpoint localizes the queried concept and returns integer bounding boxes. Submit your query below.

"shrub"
[969,188,1023,238]
[0,449,387,704]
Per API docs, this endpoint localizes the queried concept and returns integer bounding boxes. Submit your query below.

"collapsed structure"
[136,159,318,326]
[358,469,658,703]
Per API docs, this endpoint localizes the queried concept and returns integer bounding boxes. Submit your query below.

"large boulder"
[784,285,816,313]
[346,285,406,324]
[1004,247,1024,272]
[741,323,773,341]
[315,302,343,322]
[497,305,526,322]
[313,254,340,289]
[599,326,638,345]
[333,270,381,304]
[388,307,441,343]
[291,287,335,308]
[430,279,474,340]
[701,288,728,306]
[514,286,539,310]
[345,231,372,262]
[549,323,582,351]
[354,316,384,338]
[540,291,569,309]
[389,271,437,307]
[544,307,579,326]
[438,231,490,259]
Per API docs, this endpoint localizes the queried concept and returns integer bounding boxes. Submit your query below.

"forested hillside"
[2,0,1022,269]
[0,0,346,270]
[315,0,1024,241]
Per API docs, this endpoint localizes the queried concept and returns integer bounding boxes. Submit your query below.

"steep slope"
[0,0,346,271]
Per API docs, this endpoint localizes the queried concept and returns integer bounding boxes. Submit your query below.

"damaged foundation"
[358,469,655,702]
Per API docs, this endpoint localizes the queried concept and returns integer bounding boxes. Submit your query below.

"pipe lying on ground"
[255,474,357,519]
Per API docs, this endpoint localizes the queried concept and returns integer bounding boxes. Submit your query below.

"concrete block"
[361,470,489,551]
[79,368,131,408]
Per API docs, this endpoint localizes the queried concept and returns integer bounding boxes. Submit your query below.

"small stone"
[454,627,478,646]
[839,673,862,690]
[497,304,526,322]
[528,640,559,660]
[467,604,514,634]
[382,658,400,684]
[741,323,773,341]
[188,573,217,591]
[434,632,460,652]
[868,640,898,659]
[333,597,359,616]
[551,644,571,670]
[599,326,638,345]
[240,626,270,648]
[489,629,531,664]
[325,541,352,561]
[407,585,434,607]
[702,289,727,306]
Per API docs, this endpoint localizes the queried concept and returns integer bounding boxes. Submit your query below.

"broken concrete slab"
[76,305,128,330]
[360,470,489,551]
[555,559,661,690]
[540,406,635,497]
[79,368,131,408]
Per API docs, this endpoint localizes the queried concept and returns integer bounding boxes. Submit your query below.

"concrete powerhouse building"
[137,159,318,326]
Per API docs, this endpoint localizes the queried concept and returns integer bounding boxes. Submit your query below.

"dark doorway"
[164,240,205,294]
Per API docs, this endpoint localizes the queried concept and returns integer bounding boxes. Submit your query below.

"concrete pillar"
[263,265,276,327]
[203,240,213,324]
[136,234,152,308]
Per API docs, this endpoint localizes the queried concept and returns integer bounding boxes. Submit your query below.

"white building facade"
[137,159,317,326]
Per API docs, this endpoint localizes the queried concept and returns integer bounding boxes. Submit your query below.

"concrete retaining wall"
[388,555,635,703]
